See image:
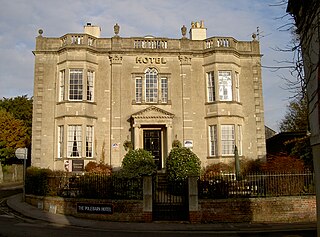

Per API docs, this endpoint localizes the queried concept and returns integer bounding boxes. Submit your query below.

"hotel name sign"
[136,57,167,64]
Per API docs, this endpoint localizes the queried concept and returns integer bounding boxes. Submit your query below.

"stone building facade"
[32,21,266,171]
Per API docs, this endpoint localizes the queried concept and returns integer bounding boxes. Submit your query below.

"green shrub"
[166,147,201,183]
[25,167,53,196]
[120,149,157,178]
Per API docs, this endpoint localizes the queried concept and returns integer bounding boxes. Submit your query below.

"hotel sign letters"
[136,57,166,64]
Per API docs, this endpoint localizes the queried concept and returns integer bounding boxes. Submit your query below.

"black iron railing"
[199,171,315,199]
[44,174,143,200]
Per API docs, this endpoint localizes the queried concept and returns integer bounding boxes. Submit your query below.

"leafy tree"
[0,95,33,137]
[0,109,29,164]
[279,96,308,132]
[120,149,157,178]
[278,96,313,169]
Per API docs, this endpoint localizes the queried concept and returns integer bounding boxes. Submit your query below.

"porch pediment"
[131,106,174,120]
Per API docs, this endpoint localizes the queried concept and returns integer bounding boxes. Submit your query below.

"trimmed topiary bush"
[166,147,201,183]
[120,148,157,178]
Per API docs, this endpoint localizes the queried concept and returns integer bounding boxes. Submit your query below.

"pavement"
[2,183,317,233]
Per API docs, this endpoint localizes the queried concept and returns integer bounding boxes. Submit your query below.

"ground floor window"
[209,124,241,157]
[60,124,94,159]
[67,125,82,158]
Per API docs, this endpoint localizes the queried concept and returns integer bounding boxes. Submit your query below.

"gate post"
[143,176,153,222]
[188,176,201,223]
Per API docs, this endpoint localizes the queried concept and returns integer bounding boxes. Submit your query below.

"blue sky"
[0,0,295,132]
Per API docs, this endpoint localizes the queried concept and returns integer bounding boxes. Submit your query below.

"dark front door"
[143,130,161,170]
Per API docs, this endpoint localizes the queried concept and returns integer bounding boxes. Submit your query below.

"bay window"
[67,125,82,158]
[218,71,232,101]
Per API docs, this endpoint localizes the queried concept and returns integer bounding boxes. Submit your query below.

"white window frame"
[67,125,82,158]
[218,71,232,101]
[207,71,215,102]
[87,70,94,102]
[59,70,65,102]
[161,77,168,103]
[145,68,158,103]
[235,72,240,102]
[209,125,217,156]
[86,126,93,158]
[135,76,142,103]
[57,125,64,158]
[237,125,242,156]
[221,125,235,155]
[69,69,83,101]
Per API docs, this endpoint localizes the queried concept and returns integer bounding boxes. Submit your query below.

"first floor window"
[221,125,235,155]
[218,71,232,101]
[207,71,215,102]
[134,69,169,104]
[161,77,168,103]
[69,69,83,100]
[145,68,158,103]
[235,72,240,102]
[59,70,65,102]
[67,125,82,158]
[58,126,64,158]
[87,70,94,101]
[209,125,217,156]
[86,126,93,158]
[135,77,142,103]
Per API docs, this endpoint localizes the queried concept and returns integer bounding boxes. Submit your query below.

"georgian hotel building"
[32,21,266,171]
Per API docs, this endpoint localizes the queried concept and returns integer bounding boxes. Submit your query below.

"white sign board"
[184,140,193,148]
[15,148,27,159]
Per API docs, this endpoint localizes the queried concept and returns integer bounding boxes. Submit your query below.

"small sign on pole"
[15,148,27,159]
[15,147,27,202]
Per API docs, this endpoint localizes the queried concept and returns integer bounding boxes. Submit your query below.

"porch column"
[166,124,173,153]
[133,124,141,149]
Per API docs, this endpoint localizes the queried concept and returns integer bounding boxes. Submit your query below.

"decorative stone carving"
[179,55,192,65]
[109,54,123,64]
[131,106,174,120]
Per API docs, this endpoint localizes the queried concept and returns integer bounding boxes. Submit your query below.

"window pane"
[235,72,240,102]
[69,69,83,100]
[161,77,168,103]
[221,125,235,155]
[58,126,64,158]
[209,125,217,156]
[87,70,94,101]
[86,126,93,158]
[238,125,242,156]
[59,70,65,102]
[67,125,82,157]
[218,71,232,101]
[207,72,215,102]
[145,68,158,103]
[135,77,142,103]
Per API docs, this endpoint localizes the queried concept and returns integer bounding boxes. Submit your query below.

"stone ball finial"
[252,33,257,40]
[38,29,43,36]
[114,23,120,36]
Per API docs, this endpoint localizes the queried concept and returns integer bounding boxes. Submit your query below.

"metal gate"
[152,174,189,221]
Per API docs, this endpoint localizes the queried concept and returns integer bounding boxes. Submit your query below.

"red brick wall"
[199,196,316,223]
[26,195,316,223]
[26,195,144,222]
